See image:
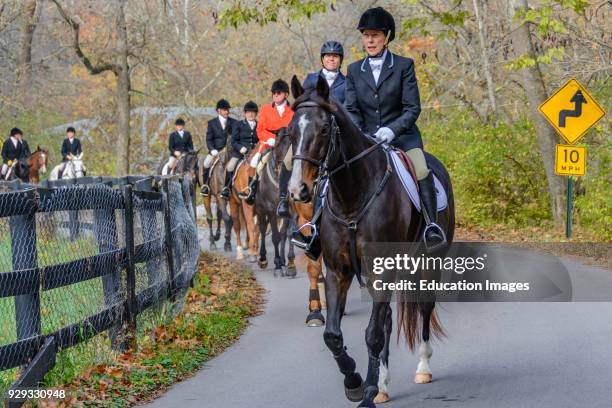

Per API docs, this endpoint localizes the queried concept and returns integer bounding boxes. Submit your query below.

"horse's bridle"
[291,101,387,176]
[291,100,393,287]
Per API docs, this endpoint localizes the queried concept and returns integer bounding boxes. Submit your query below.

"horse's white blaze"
[378,361,390,393]
[289,113,310,197]
[40,153,47,173]
[416,340,433,375]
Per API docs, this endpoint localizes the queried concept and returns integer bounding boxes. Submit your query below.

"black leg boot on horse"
[418,171,447,252]
[201,168,211,196]
[276,164,291,218]
[221,170,233,200]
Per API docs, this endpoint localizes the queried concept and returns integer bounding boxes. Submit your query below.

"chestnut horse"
[274,131,326,326]
[27,147,48,183]
[287,76,455,407]
[229,146,260,262]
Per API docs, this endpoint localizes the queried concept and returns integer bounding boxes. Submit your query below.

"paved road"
[145,227,612,408]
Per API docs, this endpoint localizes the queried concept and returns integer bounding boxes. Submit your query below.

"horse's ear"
[291,75,304,100]
[315,74,329,101]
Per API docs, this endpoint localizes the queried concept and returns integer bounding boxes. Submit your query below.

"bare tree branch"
[51,0,119,75]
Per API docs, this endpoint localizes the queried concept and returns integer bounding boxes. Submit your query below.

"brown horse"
[229,146,260,263]
[201,150,232,251]
[274,131,326,326]
[288,76,455,407]
[27,147,48,183]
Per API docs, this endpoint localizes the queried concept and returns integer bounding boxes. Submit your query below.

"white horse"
[49,153,86,180]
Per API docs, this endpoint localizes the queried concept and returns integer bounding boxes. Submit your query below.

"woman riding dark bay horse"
[287,75,455,407]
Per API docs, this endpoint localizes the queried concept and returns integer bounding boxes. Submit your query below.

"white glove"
[173,150,181,158]
[374,127,395,143]
[211,149,219,156]
[240,147,247,154]
[249,152,261,168]
[265,138,276,147]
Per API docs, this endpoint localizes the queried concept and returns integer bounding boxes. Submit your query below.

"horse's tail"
[396,301,445,352]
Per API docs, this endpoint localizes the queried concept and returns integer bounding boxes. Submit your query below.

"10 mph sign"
[539,78,606,145]
[555,145,586,176]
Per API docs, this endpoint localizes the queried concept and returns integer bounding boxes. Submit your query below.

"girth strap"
[324,149,393,288]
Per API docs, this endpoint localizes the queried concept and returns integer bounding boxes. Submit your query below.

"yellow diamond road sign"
[555,144,586,176]
[539,78,606,145]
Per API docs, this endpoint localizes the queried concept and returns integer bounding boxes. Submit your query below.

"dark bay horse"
[287,75,455,407]
[4,159,30,182]
[255,134,296,277]
[175,150,200,190]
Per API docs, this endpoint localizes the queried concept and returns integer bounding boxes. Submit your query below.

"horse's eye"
[321,125,330,135]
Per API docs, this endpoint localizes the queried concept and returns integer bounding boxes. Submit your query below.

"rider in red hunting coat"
[240,79,294,203]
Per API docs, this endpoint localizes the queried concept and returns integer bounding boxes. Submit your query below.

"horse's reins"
[292,101,393,287]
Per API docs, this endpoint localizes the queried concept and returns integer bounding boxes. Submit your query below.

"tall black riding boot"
[221,170,233,199]
[276,165,291,218]
[201,168,211,196]
[418,172,447,252]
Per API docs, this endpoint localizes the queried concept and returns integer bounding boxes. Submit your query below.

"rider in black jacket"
[346,7,446,248]
[221,101,259,199]
[201,99,237,196]
[1,128,30,179]
[163,118,194,175]
[61,127,82,160]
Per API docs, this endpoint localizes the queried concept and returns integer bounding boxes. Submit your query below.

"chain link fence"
[0,175,199,406]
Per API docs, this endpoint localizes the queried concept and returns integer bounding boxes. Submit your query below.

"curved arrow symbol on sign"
[558,90,587,127]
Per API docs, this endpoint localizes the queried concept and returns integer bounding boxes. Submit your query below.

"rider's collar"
[361,48,393,72]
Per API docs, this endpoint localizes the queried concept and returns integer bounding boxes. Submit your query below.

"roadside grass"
[9,251,264,407]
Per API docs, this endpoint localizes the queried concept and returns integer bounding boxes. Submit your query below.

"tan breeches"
[226,157,239,172]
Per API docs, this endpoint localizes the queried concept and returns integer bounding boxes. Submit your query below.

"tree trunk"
[472,0,497,119]
[17,0,38,92]
[115,1,131,176]
[509,0,565,222]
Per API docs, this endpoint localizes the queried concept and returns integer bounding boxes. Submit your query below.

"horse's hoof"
[374,392,390,403]
[273,268,284,277]
[305,310,325,327]
[414,372,432,384]
[344,373,364,402]
[248,254,257,263]
[285,266,297,278]
[259,260,268,269]
[224,244,232,252]
[210,243,217,250]
[357,401,376,408]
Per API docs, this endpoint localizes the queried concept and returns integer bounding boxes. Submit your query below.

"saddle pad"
[389,150,448,212]
[232,159,244,184]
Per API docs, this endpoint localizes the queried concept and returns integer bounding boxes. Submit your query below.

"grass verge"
[20,251,264,407]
